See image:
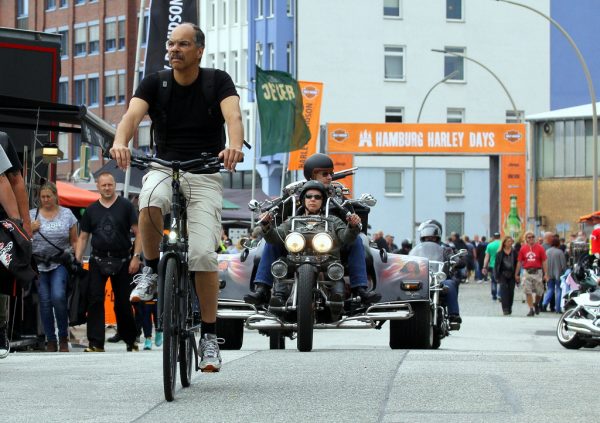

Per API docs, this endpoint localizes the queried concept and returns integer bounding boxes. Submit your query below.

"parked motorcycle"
[556,256,600,349]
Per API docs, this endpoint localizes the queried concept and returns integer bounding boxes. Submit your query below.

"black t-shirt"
[134,68,238,161]
[80,196,138,253]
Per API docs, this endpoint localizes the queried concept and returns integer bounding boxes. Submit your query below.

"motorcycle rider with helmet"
[244,153,381,306]
[261,180,362,307]
[409,219,463,326]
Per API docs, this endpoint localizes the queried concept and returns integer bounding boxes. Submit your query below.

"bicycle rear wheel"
[162,257,180,402]
[179,280,194,387]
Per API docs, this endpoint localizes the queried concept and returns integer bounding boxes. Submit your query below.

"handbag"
[33,208,76,268]
[93,255,127,276]
[68,268,89,326]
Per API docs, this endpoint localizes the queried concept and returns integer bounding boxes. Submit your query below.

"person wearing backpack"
[110,22,244,372]
[29,182,78,352]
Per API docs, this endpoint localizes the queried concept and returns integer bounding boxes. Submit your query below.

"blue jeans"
[254,238,369,288]
[490,269,498,299]
[38,265,69,341]
[443,279,460,315]
[543,278,562,312]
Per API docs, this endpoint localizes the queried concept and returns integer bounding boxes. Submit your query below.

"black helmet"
[300,180,328,202]
[303,153,334,180]
[418,219,443,242]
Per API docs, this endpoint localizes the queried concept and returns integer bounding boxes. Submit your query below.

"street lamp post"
[430,49,520,122]
[495,0,598,210]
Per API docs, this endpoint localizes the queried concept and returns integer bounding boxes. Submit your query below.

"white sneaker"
[0,325,9,359]
[130,267,158,302]
[199,333,223,372]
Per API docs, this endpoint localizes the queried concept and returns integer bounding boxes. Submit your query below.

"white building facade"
[296,0,550,240]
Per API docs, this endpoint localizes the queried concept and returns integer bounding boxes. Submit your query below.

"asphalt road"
[1,281,597,423]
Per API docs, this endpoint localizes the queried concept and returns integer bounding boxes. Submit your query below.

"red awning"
[56,181,100,208]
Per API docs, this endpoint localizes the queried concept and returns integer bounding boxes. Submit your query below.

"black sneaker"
[0,325,9,359]
[527,308,535,317]
[534,304,540,315]
[126,342,139,352]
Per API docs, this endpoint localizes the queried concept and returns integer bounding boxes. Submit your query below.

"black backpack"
[149,68,226,154]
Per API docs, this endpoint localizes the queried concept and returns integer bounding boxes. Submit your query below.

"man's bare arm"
[6,170,31,235]
[0,174,19,218]
[111,97,150,169]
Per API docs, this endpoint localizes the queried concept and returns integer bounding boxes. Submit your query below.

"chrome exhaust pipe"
[564,317,600,335]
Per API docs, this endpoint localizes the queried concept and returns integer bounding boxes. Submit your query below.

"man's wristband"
[133,253,141,259]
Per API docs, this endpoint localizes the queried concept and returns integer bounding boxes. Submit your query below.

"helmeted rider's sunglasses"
[305,194,323,200]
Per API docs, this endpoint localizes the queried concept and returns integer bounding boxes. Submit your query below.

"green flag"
[255,66,311,156]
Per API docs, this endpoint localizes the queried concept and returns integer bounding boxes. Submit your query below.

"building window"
[221,0,227,25]
[268,43,275,70]
[88,77,99,106]
[220,52,227,72]
[384,0,401,17]
[74,26,87,56]
[118,73,126,103]
[74,78,86,105]
[384,170,403,194]
[137,125,151,153]
[104,74,117,104]
[286,42,293,74]
[59,0,68,8]
[384,46,405,80]
[447,0,463,20]
[211,1,216,27]
[58,80,68,103]
[17,0,29,28]
[286,0,293,16]
[118,18,126,50]
[46,0,56,11]
[447,108,464,123]
[444,47,465,81]
[256,42,263,68]
[207,54,215,68]
[385,107,404,123]
[232,0,239,24]
[506,110,524,123]
[257,0,264,18]
[105,21,117,52]
[58,133,69,160]
[58,29,69,57]
[446,170,464,196]
[268,0,274,17]
[88,23,99,54]
[445,212,464,236]
[75,0,85,5]
[231,51,239,84]
[141,13,149,45]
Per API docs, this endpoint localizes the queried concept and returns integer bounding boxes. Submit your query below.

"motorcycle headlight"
[285,232,305,253]
[168,230,177,244]
[312,233,333,253]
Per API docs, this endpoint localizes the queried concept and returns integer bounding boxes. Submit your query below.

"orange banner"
[500,155,527,241]
[331,154,354,196]
[326,123,526,155]
[288,81,324,170]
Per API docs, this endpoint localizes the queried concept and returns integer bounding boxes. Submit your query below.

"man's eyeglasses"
[166,40,194,49]
[526,235,535,239]
[305,194,323,200]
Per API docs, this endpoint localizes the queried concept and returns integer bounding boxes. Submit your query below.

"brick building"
[0,0,150,181]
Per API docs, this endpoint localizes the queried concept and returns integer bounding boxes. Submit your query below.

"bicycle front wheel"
[162,256,180,402]
[179,279,194,387]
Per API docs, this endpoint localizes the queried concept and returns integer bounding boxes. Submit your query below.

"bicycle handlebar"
[130,153,223,174]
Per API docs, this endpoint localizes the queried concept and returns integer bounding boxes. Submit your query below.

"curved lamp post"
[495,0,598,210]
[416,70,459,124]
[431,49,520,122]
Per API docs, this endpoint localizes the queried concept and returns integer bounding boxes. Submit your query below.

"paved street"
[1,281,597,423]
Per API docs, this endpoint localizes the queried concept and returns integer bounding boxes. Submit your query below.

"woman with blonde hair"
[494,236,518,315]
[29,182,78,352]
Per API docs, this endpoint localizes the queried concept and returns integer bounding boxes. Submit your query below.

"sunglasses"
[526,236,535,239]
[305,194,323,200]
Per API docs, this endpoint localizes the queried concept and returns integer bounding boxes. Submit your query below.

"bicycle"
[131,153,222,402]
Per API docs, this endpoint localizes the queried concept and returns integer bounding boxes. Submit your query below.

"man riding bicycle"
[111,22,244,372]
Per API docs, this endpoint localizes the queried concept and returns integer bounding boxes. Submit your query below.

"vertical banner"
[143,0,198,77]
[500,154,526,241]
[331,154,354,195]
[288,81,324,171]
[255,66,310,156]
